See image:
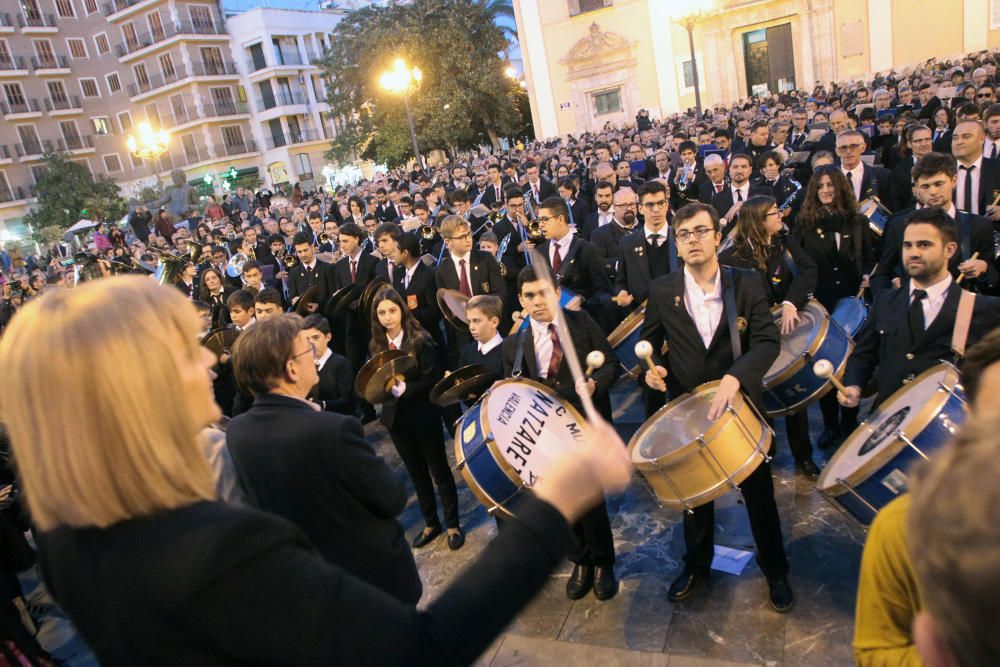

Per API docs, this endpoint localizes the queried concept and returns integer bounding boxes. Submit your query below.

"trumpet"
[282,252,301,269]
[419,225,438,241]
[527,220,545,243]
[319,232,332,245]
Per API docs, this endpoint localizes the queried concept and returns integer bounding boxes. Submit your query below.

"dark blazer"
[378,333,443,431]
[392,261,442,342]
[535,235,612,307]
[579,209,615,241]
[375,202,400,222]
[712,184,774,218]
[491,216,531,282]
[638,266,780,411]
[698,179,728,205]
[844,281,1000,399]
[288,259,333,307]
[36,496,569,666]
[311,351,355,415]
[931,129,953,154]
[718,236,818,308]
[480,182,507,209]
[858,163,895,209]
[501,309,620,421]
[374,257,399,283]
[614,227,681,304]
[332,251,379,332]
[891,156,916,211]
[917,96,943,121]
[522,178,556,206]
[792,213,876,311]
[590,221,636,279]
[433,249,505,300]
[458,339,504,377]
[971,157,1000,216]
[226,393,420,603]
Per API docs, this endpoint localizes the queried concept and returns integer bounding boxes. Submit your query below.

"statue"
[143,169,200,219]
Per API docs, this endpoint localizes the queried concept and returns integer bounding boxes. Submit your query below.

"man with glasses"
[892,124,935,211]
[837,129,895,208]
[976,86,995,105]
[952,119,1000,219]
[639,201,793,613]
[615,180,680,311]
[591,186,638,282]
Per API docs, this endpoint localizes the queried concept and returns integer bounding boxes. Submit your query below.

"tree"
[24,152,126,241]
[319,0,530,166]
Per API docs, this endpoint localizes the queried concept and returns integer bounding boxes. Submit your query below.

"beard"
[622,211,636,227]
[598,202,612,212]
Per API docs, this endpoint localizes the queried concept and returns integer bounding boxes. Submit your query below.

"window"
[22,0,42,21]
[133,63,149,89]
[102,153,123,173]
[169,94,187,124]
[221,125,245,151]
[3,83,26,107]
[46,80,68,104]
[0,41,12,69]
[105,72,121,95]
[181,133,198,163]
[33,40,55,68]
[30,165,48,185]
[158,53,176,80]
[210,86,235,114]
[117,110,132,131]
[144,102,159,125]
[92,117,111,136]
[84,0,98,14]
[67,38,88,59]
[121,23,139,52]
[129,152,143,169]
[189,6,214,32]
[0,172,12,202]
[79,78,100,98]
[147,12,165,41]
[592,88,621,115]
[200,46,225,75]
[93,33,110,56]
[295,153,312,180]
[568,0,611,16]
[682,61,695,89]
[17,126,40,150]
[56,0,75,18]
[60,121,81,149]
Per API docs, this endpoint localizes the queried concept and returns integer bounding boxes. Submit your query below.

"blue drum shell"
[764,319,853,416]
[456,400,522,514]
[831,297,868,339]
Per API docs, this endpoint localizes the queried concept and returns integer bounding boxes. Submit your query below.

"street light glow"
[126,121,170,160]
[379,58,421,94]
[505,66,517,79]
[669,0,717,24]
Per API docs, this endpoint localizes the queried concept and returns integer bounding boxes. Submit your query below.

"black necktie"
[992,143,998,160]
[961,165,976,214]
[736,188,744,202]
[908,289,927,340]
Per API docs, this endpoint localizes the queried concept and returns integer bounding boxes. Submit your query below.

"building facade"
[0,1,345,239]
[515,0,1000,139]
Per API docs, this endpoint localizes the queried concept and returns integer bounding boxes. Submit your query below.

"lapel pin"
[736,316,748,332]
[674,295,681,308]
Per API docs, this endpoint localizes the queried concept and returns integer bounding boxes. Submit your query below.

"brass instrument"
[527,220,545,243]
[185,239,206,264]
[319,232,331,245]
[282,252,301,269]
[419,225,438,241]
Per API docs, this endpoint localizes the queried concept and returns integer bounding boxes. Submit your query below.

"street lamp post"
[126,121,170,187]
[670,1,717,118]
[379,58,423,167]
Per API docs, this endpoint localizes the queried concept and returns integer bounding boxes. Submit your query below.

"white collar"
[404,261,419,278]
[910,273,952,300]
[529,316,554,336]
[643,223,668,239]
[387,330,404,349]
[684,265,722,299]
[478,332,503,354]
[958,154,984,171]
[917,202,959,219]
[842,162,864,175]
[550,230,573,248]
[732,182,749,193]
[452,251,471,264]
[316,347,332,370]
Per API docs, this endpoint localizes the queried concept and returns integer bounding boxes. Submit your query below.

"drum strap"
[722,267,742,360]
[512,328,529,377]
[958,213,973,262]
[951,289,976,358]
[781,245,799,279]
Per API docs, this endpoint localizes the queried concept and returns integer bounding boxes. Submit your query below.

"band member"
[874,153,998,293]
[670,141,702,208]
[792,165,875,449]
[492,187,537,299]
[226,289,256,331]
[712,154,773,223]
[535,196,613,331]
[839,208,1000,408]
[199,267,235,330]
[836,129,895,208]
[952,119,1000,217]
[502,266,621,601]
[228,313,421,603]
[558,177,591,231]
[288,232,333,311]
[481,163,507,209]
[458,295,504,376]
[522,160,556,206]
[390,234,443,351]
[590,186,639,281]
[640,202,793,612]
[301,314,354,416]
[719,196,821,478]
[615,180,680,311]
[253,288,283,320]
[370,286,464,550]
[580,180,615,241]
[373,223,402,282]
[174,261,198,299]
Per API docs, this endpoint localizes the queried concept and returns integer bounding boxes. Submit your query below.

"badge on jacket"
[406,294,418,310]
[736,316,748,332]
[480,281,490,293]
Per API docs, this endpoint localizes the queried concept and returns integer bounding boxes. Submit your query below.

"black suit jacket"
[970,157,1000,216]
[375,202,399,222]
[226,393,420,603]
[332,252,379,332]
[501,309,620,421]
[378,333,443,431]
[590,221,635,279]
[891,156,916,211]
[536,235,612,306]
[458,340,504,377]
[288,260,333,307]
[580,209,615,241]
[566,198,591,230]
[844,281,1000,399]
[792,213,875,310]
[712,184,774,218]
[859,164,895,209]
[433,249,506,300]
[311,351,355,415]
[639,267,780,411]
[480,182,507,209]
[522,179,556,206]
[718,237,818,308]
[931,129,953,154]
[392,261,441,340]
[698,180,727,205]
[614,227,681,305]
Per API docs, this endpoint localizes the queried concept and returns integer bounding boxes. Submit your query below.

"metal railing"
[126,67,183,96]
[264,129,319,149]
[0,146,11,160]
[569,0,611,16]
[14,140,52,157]
[31,54,69,70]
[16,13,56,28]
[203,101,248,117]
[189,60,238,77]
[0,185,29,203]
[217,139,257,156]
[44,95,82,112]
[0,56,27,71]
[101,0,141,16]
[0,14,12,27]
[56,135,94,151]
[258,91,307,110]
[114,20,226,57]
[1,99,42,115]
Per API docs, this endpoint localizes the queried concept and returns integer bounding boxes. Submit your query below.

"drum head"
[481,379,587,486]
[630,387,717,462]
[766,301,825,379]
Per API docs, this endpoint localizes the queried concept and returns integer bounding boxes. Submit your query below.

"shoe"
[447,528,465,550]
[767,576,795,613]
[412,525,442,549]
[668,569,708,602]
[817,428,839,450]
[593,566,618,601]
[796,457,821,480]
[566,564,594,600]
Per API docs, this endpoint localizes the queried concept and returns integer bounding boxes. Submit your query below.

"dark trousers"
[345,323,375,419]
[567,500,616,567]
[682,460,788,580]
[783,410,813,461]
[389,421,460,530]
[819,391,859,433]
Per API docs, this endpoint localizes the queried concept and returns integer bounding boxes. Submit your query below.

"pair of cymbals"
[201,327,239,358]
[325,277,391,322]
[429,364,497,407]
[437,288,470,332]
[355,349,418,404]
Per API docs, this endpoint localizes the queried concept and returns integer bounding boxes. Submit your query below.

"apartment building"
[0,1,345,240]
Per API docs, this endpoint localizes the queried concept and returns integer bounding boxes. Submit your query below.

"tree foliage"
[24,152,126,240]
[319,0,530,166]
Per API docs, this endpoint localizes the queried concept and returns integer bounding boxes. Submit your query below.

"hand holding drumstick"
[635,340,667,392]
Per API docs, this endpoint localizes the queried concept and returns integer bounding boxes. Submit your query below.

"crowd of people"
[1,49,1000,665]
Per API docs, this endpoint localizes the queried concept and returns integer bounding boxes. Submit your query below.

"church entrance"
[742,23,795,97]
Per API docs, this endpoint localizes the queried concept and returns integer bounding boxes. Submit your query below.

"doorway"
[742,24,795,97]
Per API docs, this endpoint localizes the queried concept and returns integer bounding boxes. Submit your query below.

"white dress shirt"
[478,332,503,355]
[387,330,404,349]
[598,208,615,227]
[529,317,555,378]
[985,137,1000,161]
[731,183,750,203]
[842,163,865,201]
[684,266,723,348]
[956,155,984,215]
[316,347,332,371]
[911,273,952,329]
[450,252,472,285]
[643,224,668,247]
[549,231,574,266]
[403,262,419,290]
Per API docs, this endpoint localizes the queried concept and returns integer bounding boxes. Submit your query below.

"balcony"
[569,0,612,15]
[0,13,13,30]
[127,68,183,97]
[101,0,142,16]
[189,60,239,77]
[0,145,12,161]
[14,140,52,158]
[31,54,70,72]
[114,20,227,58]
[16,13,57,30]
[203,101,249,117]
[0,55,28,73]
[56,135,95,152]
[1,99,42,116]
[265,129,320,150]
[258,91,307,110]
[44,95,83,112]
[0,185,30,204]
[218,139,257,156]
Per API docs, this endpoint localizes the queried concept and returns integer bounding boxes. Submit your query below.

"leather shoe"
[767,576,795,613]
[796,457,821,480]
[566,564,594,600]
[447,528,465,550]
[412,525,442,549]
[593,566,618,601]
[668,569,708,602]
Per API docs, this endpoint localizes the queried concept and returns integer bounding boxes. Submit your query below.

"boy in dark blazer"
[458,294,504,376]
[302,314,354,416]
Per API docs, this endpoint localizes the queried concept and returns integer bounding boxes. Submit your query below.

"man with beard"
[580,181,615,240]
[592,186,639,296]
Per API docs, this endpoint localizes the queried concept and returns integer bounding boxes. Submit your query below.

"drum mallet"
[634,340,660,375]
[813,360,848,395]
[585,350,605,378]
[956,251,979,285]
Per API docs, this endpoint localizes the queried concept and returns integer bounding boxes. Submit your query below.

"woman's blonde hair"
[0,276,216,531]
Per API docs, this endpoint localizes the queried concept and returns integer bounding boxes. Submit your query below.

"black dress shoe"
[668,569,708,602]
[767,576,795,613]
[566,564,594,600]
[593,566,618,601]
[796,457,821,480]
[412,525,442,549]
[447,528,465,550]
[817,428,839,450]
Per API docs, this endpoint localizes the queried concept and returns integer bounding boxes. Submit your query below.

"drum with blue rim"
[454,378,588,517]
[607,303,645,379]
[860,198,890,236]
[831,296,868,338]
[817,363,966,525]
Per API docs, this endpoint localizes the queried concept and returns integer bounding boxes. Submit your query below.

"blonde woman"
[0,276,630,665]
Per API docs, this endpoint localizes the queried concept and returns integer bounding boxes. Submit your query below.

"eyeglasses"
[616,202,639,209]
[290,343,317,362]
[766,210,781,217]
[445,232,471,241]
[676,227,715,243]
[642,200,669,211]
[836,143,865,151]
[536,215,560,224]
[979,93,994,98]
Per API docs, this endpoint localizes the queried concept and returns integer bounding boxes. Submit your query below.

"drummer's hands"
[708,374,741,420]
[645,365,667,392]
[780,303,800,336]
[613,290,633,307]
[390,380,407,398]
[575,378,596,398]
[987,204,1000,221]
[444,370,451,378]
[958,258,988,280]
[837,384,861,408]
[533,417,631,524]
[860,274,870,290]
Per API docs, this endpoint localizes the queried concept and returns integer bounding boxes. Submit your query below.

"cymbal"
[293,284,321,317]
[324,283,361,318]
[359,276,390,324]
[200,327,239,358]
[355,349,417,403]
[429,364,497,407]
[437,288,470,332]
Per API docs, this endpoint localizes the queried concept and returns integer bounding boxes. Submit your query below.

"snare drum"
[628,381,772,510]
[763,299,854,416]
[607,305,645,379]
[830,296,868,339]
[454,378,588,517]
[817,363,966,525]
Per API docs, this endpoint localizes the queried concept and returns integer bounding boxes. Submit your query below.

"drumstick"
[813,360,848,395]
[585,350,605,378]
[526,248,599,422]
[856,262,877,298]
[634,340,658,373]
[956,251,980,285]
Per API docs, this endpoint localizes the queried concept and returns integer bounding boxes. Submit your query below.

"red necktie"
[459,258,472,297]
[715,183,723,193]
[350,259,357,282]
[388,341,397,350]
[551,242,562,273]
[546,323,562,380]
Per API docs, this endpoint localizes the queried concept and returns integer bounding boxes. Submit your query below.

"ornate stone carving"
[561,22,636,81]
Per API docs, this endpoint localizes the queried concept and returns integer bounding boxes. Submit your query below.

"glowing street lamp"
[125,121,170,160]
[379,58,423,166]
[670,0,718,117]
[504,65,517,79]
